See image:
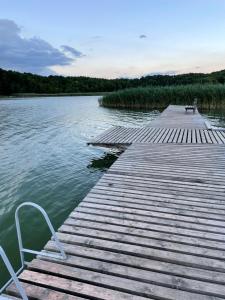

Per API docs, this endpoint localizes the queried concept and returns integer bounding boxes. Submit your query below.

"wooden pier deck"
[88,126,225,147]
[6,105,225,299]
[149,105,206,128]
[88,106,225,147]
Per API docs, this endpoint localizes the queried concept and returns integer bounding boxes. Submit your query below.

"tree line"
[1,67,225,95]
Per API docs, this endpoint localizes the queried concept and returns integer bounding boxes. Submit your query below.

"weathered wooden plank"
[28,259,225,299]
[182,129,189,143]
[211,131,223,144]
[102,172,225,191]
[79,201,225,227]
[40,253,225,297]
[120,156,225,167]
[1,294,21,300]
[73,207,225,234]
[167,128,177,143]
[152,128,166,143]
[219,130,225,140]
[163,128,174,143]
[109,169,225,184]
[147,127,162,142]
[63,218,225,249]
[196,129,202,143]
[93,177,225,199]
[109,167,225,186]
[19,270,149,300]
[208,130,218,144]
[94,185,225,208]
[187,129,192,143]
[117,128,138,143]
[216,130,225,143]
[111,161,225,176]
[62,217,225,259]
[172,128,181,143]
[88,126,118,144]
[113,127,133,143]
[71,211,225,242]
[116,154,225,166]
[108,167,225,185]
[99,176,225,201]
[88,127,225,147]
[7,283,86,300]
[157,128,169,143]
[45,241,225,285]
[96,175,225,201]
[71,203,224,243]
[142,127,160,142]
[192,129,196,143]
[203,130,213,143]
[92,184,225,208]
[151,127,164,143]
[84,194,225,220]
[132,127,152,142]
[95,126,123,144]
[55,232,225,272]
[177,128,184,143]
[90,130,225,146]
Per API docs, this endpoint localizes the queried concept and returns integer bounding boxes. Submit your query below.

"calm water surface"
[201,109,225,128]
[1,96,225,286]
[0,96,159,285]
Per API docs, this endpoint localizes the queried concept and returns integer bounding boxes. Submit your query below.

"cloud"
[0,19,83,74]
[61,45,84,58]
[139,34,147,39]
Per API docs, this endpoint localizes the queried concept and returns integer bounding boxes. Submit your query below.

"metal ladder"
[0,202,67,299]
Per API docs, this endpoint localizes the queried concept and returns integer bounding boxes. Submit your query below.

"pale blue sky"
[0,0,225,78]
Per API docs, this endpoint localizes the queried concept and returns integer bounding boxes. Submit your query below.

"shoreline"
[0,92,108,99]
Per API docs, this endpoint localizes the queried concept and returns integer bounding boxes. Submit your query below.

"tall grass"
[99,84,225,110]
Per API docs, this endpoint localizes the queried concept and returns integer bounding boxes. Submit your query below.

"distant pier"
[6,105,225,299]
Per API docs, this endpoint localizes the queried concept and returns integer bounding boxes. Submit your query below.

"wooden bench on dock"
[185,98,198,113]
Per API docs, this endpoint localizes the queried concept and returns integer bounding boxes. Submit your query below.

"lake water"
[0,96,225,287]
[0,96,160,286]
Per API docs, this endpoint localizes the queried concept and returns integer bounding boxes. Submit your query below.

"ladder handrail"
[0,202,67,298]
[0,246,28,300]
[15,202,66,268]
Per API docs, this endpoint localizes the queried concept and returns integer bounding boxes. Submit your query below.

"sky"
[0,0,225,78]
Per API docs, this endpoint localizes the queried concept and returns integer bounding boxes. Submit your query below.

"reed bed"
[99,84,225,110]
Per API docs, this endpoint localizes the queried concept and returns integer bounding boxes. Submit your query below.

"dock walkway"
[149,105,206,128]
[88,106,225,147]
[6,105,225,299]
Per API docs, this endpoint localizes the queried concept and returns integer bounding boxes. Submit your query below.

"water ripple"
[0,96,159,285]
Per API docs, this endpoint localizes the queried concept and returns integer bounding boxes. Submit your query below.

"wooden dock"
[88,106,225,147]
[6,105,225,299]
[149,105,206,128]
[88,127,225,147]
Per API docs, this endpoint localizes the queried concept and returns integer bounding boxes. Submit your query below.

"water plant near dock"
[100,84,225,110]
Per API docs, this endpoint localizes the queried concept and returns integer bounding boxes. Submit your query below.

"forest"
[1,67,225,95]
